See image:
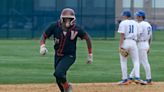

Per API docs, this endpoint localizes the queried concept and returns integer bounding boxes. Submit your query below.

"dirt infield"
[0,82,164,92]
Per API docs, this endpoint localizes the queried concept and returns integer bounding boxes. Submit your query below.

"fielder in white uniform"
[118,10,143,85]
[129,10,152,85]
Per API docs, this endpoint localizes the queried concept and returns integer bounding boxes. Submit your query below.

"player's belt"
[138,40,147,42]
[124,38,136,41]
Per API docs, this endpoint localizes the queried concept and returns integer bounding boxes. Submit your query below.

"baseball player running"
[129,10,152,85]
[39,8,93,92]
[118,10,143,85]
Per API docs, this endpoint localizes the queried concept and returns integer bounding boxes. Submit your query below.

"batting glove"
[87,53,93,64]
[40,44,48,55]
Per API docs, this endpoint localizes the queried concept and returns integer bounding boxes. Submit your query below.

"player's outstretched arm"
[83,33,93,64]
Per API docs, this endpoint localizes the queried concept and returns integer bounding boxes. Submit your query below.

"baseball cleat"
[134,78,145,84]
[140,79,152,85]
[64,84,72,92]
[62,82,72,92]
[118,79,131,85]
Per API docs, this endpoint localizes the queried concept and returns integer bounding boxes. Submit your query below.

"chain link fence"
[0,0,115,39]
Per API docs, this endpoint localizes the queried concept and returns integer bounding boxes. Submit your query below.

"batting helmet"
[135,10,145,17]
[60,8,76,26]
[121,10,131,17]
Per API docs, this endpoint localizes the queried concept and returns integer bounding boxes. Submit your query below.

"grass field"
[0,31,164,84]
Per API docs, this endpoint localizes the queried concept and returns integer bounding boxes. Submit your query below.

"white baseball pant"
[129,41,151,79]
[120,39,140,80]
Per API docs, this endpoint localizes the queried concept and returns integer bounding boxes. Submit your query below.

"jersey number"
[129,25,134,33]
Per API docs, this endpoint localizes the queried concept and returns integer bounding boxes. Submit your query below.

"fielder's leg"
[128,68,135,83]
[130,46,140,78]
[120,54,128,80]
[129,45,141,83]
[129,68,135,79]
[129,45,143,79]
[139,49,152,85]
[129,47,142,83]
[119,54,130,85]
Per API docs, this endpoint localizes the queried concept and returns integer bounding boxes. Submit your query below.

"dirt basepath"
[0,82,164,92]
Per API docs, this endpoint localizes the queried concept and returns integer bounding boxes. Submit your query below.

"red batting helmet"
[60,8,76,26]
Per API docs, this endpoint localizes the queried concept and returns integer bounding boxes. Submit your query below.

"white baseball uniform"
[118,19,140,80]
[129,21,152,80]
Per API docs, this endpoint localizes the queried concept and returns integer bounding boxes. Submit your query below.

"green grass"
[0,31,164,84]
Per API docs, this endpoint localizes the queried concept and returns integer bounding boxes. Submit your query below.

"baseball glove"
[119,48,129,57]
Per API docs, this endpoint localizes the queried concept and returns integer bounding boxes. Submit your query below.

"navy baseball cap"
[121,10,131,17]
[135,10,145,17]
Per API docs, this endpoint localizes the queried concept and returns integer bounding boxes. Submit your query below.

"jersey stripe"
[56,23,75,56]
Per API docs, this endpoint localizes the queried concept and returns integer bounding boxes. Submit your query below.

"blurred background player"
[118,10,143,85]
[39,8,93,92]
[129,10,152,85]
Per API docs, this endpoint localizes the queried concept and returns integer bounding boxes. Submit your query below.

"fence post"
[6,0,9,38]
[105,0,108,39]
[31,0,34,38]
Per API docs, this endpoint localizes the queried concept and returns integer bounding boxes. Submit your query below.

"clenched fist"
[87,53,93,64]
[40,44,48,55]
